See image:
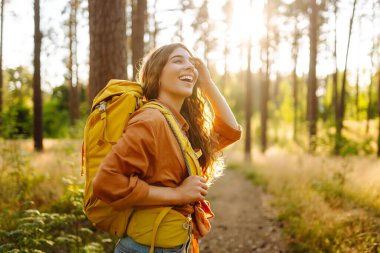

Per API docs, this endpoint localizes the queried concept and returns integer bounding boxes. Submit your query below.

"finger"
[199,177,207,183]
[201,183,208,190]
[189,175,200,181]
[200,188,208,196]
[194,57,204,67]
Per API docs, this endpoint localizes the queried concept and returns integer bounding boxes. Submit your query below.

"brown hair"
[137,43,221,182]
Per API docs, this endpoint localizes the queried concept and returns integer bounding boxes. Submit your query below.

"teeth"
[179,75,193,82]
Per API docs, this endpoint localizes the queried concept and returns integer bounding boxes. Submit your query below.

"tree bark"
[355,67,359,121]
[260,2,270,153]
[333,0,340,154]
[308,0,319,152]
[0,0,4,132]
[292,19,299,142]
[377,69,380,157]
[355,16,362,121]
[131,0,146,80]
[151,0,159,49]
[337,0,357,152]
[245,38,253,163]
[88,0,127,106]
[68,0,80,125]
[366,2,376,134]
[366,73,374,133]
[192,0,214,64]
[33,0,43,151]
[221,0,232,95]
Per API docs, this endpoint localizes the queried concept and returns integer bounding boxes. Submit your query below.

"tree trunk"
[222,43,228,95]
[192,0,213,64]
[308,0,319,152]
[292,17,299,143]
[221,0,232,95]
[355,16,362,121]
[337,0,357,152]
[175,12,184,42]
[260,2,270,153]
[68,0,80,125]
[88,0,127,106]
[355,67,359,121]
[377,69,380,157]
[151,0,159,49]
[132,0,146,80]
[273,73,280,142]
[366,2,376,134]
[366,74,374,133]
[0,0,4,132]
[73,0,80,120]
[33,0,43,151]
[245,39,253,162]
[333,0,340,154]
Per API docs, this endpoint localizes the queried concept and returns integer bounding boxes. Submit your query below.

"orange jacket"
[93,99,241,215]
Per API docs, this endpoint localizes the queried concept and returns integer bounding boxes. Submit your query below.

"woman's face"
[158,47,198,100]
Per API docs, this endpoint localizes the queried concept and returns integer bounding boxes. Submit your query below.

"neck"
[157,93,184,113]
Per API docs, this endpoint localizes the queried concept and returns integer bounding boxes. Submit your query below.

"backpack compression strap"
[149,207,172,253]
[143,101,202,177]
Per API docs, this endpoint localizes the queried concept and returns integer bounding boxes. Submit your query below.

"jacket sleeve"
[92,115,156,211]
[212,115,242,151]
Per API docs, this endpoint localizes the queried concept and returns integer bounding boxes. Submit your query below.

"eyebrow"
[170,55,195,62]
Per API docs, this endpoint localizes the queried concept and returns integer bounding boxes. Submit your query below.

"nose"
[184,60,197,77]
[184,60,195,71]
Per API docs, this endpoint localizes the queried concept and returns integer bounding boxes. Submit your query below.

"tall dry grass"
[0,139,83,209]
[229,144,380,252]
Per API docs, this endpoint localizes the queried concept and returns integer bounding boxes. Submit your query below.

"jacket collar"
[154,99,190,133]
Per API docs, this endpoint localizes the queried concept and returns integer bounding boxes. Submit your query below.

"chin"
[178,89,194,98]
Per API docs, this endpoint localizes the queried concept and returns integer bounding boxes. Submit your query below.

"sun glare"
[228,0,266,73]
[231,0,265,44]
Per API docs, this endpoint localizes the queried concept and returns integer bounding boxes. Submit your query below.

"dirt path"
[199,169,287,253]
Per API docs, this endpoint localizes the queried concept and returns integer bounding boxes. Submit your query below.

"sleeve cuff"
[213,115,242,142]
[112,177,150,211]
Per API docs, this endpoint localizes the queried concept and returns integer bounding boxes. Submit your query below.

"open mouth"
[178,75,194,83]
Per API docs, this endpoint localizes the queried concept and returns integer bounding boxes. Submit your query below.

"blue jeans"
[114,236,187,253]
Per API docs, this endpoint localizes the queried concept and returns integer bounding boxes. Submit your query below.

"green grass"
[0,139,117,252]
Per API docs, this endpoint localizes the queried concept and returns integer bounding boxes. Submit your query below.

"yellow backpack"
[81,79,202,250]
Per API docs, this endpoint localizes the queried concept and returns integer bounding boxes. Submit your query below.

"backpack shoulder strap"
[143,101,202,177]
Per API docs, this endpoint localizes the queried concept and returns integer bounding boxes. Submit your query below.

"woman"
[93,43,241,253]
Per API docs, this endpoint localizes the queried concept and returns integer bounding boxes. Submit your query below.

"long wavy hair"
[136,43,222,182]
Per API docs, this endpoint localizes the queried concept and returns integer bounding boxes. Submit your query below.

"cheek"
[160,66,178,83]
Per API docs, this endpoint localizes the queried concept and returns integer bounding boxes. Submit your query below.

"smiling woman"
[92,42,241,253]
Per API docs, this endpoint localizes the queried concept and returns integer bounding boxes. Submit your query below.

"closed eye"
[170,55,196,68]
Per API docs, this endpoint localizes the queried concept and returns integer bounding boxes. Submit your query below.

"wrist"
[145,185,182,206]
[170,187,183,205]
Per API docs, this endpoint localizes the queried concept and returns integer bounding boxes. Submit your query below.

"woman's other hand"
[175,175,208,205]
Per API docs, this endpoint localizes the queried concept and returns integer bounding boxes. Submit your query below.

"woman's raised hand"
[193,58,214,91]
[175,175,208,205]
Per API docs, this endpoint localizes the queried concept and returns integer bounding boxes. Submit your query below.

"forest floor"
[199,169,287,253]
